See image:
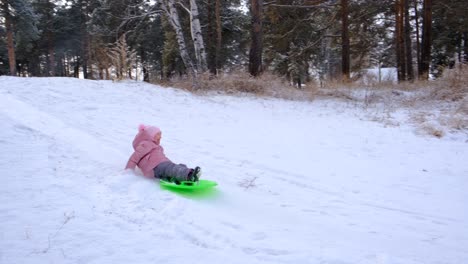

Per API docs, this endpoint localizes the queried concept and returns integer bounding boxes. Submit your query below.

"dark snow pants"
[153,161,191,182]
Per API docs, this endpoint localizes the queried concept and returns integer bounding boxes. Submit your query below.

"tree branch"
[177,1,190,14]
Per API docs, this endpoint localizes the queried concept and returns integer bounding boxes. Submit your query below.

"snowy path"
[1,76,467,264]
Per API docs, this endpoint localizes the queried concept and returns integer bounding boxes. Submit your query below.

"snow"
[358,67,398,84]
[1,76,467,264]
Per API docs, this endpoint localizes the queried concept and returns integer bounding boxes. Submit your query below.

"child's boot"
[188,166,201,182]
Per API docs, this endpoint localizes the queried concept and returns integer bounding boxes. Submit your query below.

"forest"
[1,0,467,88]
[1,2,468,262]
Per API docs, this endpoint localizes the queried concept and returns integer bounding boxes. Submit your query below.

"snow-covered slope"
[1,76,467,264]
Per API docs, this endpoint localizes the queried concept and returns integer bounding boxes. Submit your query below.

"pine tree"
[249,0,263,77]
[0,26,8,75]
[206,0,249,73]
[341,0,350,82]
[32,0,57,76]
[1,0,17,75]
[1,0,39,76]
[264,0,339,84]
[419,0,432,80]
[54,2,82,77]
[215,0,222,73]
[79,0,90,79]
[430,0,468,76]
[404,0,414,81]
[162,16,184,79]
[206,0,216,75]
[395,0,406,82]
[136,15,165,82]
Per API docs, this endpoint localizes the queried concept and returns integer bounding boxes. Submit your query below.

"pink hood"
[125,125,170,177]
[132,124,161,148]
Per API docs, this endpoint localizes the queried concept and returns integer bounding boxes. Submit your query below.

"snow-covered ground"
[1,76,467,264]
[360,67,398,84]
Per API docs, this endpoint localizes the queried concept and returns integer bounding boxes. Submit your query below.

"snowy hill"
[1,76,467,264]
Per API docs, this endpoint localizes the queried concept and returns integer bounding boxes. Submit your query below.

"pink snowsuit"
[125,126,171,177]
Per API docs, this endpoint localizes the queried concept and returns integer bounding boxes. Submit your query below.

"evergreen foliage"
[431,0,468,77]
[0,0,466,85]
[0,26,8,75]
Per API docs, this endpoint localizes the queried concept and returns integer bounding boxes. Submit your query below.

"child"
[125,124,201,183]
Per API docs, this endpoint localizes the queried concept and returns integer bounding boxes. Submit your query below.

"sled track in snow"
[0,92,126,166]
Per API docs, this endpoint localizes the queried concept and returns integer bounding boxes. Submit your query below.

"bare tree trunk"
[74,57,80,78]
[66,55,71,77]
[63,55,69,76]
[2,0,17,76]
[80,0,89,79]
[207,0,223,76]
[395,0,406,82]
[414,0,421,75]
[45,0,55,76]
[161,0,197,79]
[404,0,414,81]
[420,0,432,80]
[249,0,263,77]
[140,49,150,82]
[207,0,217,75]
[215,0,222,72]
[87,36,94,79]
[29,55,41,76]
[464,31,468,63]
[189,0,207,72]
[48,31,56,76]
[341,0,350,82]
[321,29,333,83]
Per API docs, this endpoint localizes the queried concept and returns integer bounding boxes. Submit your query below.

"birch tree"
[188,0,207,72]
[161,0,196,77]
[174,0,208,72]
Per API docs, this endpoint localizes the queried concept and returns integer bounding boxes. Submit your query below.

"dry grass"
[428,65,468,102]
[423,126,445,138]
[410,112,445,138]
[157,71,318,101]
[316,66,468,138]
[198,71,280,95]
[155,66,467,138]
[411,66,467,137]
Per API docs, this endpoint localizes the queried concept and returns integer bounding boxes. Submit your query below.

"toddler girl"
[125,124,201,183]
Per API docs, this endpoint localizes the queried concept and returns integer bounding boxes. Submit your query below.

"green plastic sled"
[159,179,218,190]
